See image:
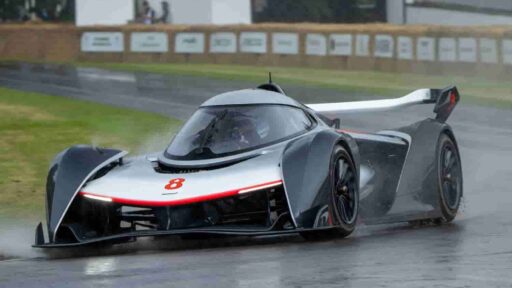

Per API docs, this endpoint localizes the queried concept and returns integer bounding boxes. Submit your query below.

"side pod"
[281,129,359,228]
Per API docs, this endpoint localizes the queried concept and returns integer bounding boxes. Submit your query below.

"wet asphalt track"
[1,63,512,287]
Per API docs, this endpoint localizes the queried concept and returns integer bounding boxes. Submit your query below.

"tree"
[252,0,386,23]
[0,0,25,21]
[254,0,335,23]
[0,0,74,22]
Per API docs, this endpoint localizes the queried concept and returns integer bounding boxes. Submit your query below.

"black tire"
[435,133,463,222]
[301,145,359,240]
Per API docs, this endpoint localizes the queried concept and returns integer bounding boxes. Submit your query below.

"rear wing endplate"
[430,86,460,122]
[307,86,460,123]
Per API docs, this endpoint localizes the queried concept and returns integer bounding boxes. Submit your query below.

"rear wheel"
[301,145,359,240]
[436,133,463,222]
[409,133,463,226]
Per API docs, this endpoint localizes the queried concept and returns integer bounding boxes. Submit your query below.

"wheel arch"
[281,129,359,229]
[395,119,461,220]
[44,145,127,243]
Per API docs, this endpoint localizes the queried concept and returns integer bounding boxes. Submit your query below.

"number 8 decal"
[165,178,185,190]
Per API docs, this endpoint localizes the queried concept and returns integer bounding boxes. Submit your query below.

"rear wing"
[307,86,460,123]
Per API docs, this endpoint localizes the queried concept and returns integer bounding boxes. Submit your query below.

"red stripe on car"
[80,180,283,207]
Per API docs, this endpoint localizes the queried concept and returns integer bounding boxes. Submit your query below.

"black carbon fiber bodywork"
[353,132,409,219]
[281,128,359,228]
[356,118,460,225]
[45,146,125,241]
[395,119,459,218]
[34,86,462,247]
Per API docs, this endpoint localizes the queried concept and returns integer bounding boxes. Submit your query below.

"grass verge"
[0,87,181,218]
[78,62,512,108]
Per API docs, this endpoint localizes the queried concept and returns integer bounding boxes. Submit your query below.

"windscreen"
[165,105,313,160]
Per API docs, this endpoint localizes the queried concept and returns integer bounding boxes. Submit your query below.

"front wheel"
[301,145,359,240]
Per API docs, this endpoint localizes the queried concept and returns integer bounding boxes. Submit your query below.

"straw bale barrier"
[1,23,511,76]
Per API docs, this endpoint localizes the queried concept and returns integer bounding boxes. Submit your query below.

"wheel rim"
[440,143,461,210]
[333,155,357,225]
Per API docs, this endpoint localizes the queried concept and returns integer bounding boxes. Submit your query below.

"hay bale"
[1,23,512,77]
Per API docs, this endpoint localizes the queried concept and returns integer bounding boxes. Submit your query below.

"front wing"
[33,219,337,248]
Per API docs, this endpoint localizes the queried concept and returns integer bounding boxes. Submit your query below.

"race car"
[34,81,463,247]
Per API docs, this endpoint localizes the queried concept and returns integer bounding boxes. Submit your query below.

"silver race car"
[34,81,463,247]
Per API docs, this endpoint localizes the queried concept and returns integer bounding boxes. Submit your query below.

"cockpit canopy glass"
[165,105,313,160]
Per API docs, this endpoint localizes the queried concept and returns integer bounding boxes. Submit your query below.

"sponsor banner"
[175,33,205,53]
[374,34,394,58]
[329,34,352,56]
[240,32,267,54]
[306,34,327,56]
[417,37,435,61]
[438,38,456,62]
[479,38,498,64]
[130,32,168,53]
[81,32,124,52]
[210,32,237,53]
[355,34,370,56]
[397,36,413,60]
[503,39,512,65]
[458,37,477,63]
[272,33,299,55]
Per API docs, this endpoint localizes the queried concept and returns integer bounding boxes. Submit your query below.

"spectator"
[28,6,38,21]
[142,0,155,24]
[38,8,49,21]
[159,1,170,23]
[55,2,62,20]
[17,5,29,22]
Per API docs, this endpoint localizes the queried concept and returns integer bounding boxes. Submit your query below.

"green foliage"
[253,0,385,23]
[0,0,25,21]
[0,87,180,217]
[0,0,74,22]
